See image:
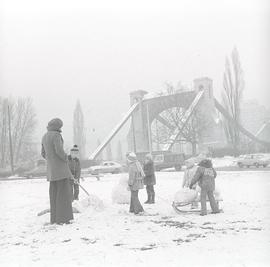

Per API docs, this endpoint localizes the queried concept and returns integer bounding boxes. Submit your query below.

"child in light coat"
[127,152,145,215]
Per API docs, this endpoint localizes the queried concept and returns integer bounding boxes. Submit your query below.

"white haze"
[1,0,269,154]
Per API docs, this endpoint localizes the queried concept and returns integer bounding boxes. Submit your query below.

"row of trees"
[0,97,37,170]
[0,96,119,171]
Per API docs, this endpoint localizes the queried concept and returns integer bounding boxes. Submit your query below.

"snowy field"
[1,171,270,267]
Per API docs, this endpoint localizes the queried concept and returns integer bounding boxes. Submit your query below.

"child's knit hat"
[126,152,137,162]
[198,159,213,168]
[71,145,79,152]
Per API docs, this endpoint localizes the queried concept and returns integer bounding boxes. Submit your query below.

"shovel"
[71,177,90,196]
[38,178,90,216]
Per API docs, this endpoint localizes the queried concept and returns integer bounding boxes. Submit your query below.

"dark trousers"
[200,187,219,215]
[70,179,80,200]
[146,185,155,203]
[49,178,74,224]
[129,190,144,214]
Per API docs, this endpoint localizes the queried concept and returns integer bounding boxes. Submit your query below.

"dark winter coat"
[143,160,156,186]
[190,159,217,190]
[128,161,144,191]
[68,156,81,180]
[41,119,73,181]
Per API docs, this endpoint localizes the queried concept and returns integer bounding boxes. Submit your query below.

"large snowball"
[73,195,104,212]
[194,186,223,201]
[213,186,222,201]
[112,175,130,204]
[174,188,198,203]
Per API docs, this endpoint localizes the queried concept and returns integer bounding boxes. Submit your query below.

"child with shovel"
[68,145,81,201]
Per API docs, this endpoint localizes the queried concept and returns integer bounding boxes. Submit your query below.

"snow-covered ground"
[1,171,270,267]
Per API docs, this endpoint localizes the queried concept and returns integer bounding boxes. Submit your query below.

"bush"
[0,168,12,178]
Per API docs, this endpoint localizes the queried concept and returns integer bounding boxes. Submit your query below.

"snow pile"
[213,186,222,201]
[73,194,104,212]
[111,175,130,204]
[0,172,270,266]
[174,188,198,203]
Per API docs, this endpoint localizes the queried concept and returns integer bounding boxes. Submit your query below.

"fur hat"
[47,118,63,132]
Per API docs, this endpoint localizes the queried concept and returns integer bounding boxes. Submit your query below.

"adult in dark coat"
[143,154,156,204]
[127,152,144,215]
[41,118,74,224]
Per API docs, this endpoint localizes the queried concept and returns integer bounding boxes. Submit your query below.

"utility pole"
[7,104,14,174]
[146,103,152,155]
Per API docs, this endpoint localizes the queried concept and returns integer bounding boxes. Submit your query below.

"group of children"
[126,152,156,215]
[68,145,220,216]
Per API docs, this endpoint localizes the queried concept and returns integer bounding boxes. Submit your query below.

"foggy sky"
[1,0,269,154]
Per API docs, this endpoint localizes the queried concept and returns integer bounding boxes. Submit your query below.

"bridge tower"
[194,77,224,153]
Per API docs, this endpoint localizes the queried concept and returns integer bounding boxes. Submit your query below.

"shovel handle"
[71,177,90,196]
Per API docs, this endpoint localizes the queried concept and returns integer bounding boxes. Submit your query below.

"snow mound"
[119,175,129,186]
[73,194,104,212]
[213,186,222,200]
[174,188,197,203]
[111,175,130,204]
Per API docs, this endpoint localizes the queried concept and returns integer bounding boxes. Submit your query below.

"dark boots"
[144,195,150,204]
[145,186,155,204]
[149,192,155,204]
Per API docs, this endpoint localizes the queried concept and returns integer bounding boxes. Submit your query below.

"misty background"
[1,0,269,156]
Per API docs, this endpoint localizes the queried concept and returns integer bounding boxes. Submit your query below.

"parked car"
[236,154,270,168]
[88,161,122,175]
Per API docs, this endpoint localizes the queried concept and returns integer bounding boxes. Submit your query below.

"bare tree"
[222,47,244,156]
[0,98,8,167]
[13,98,37,163]
[151,83,210,155]
[179,110,210,155]
[73,100,86,159]
[0,97,37,167]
